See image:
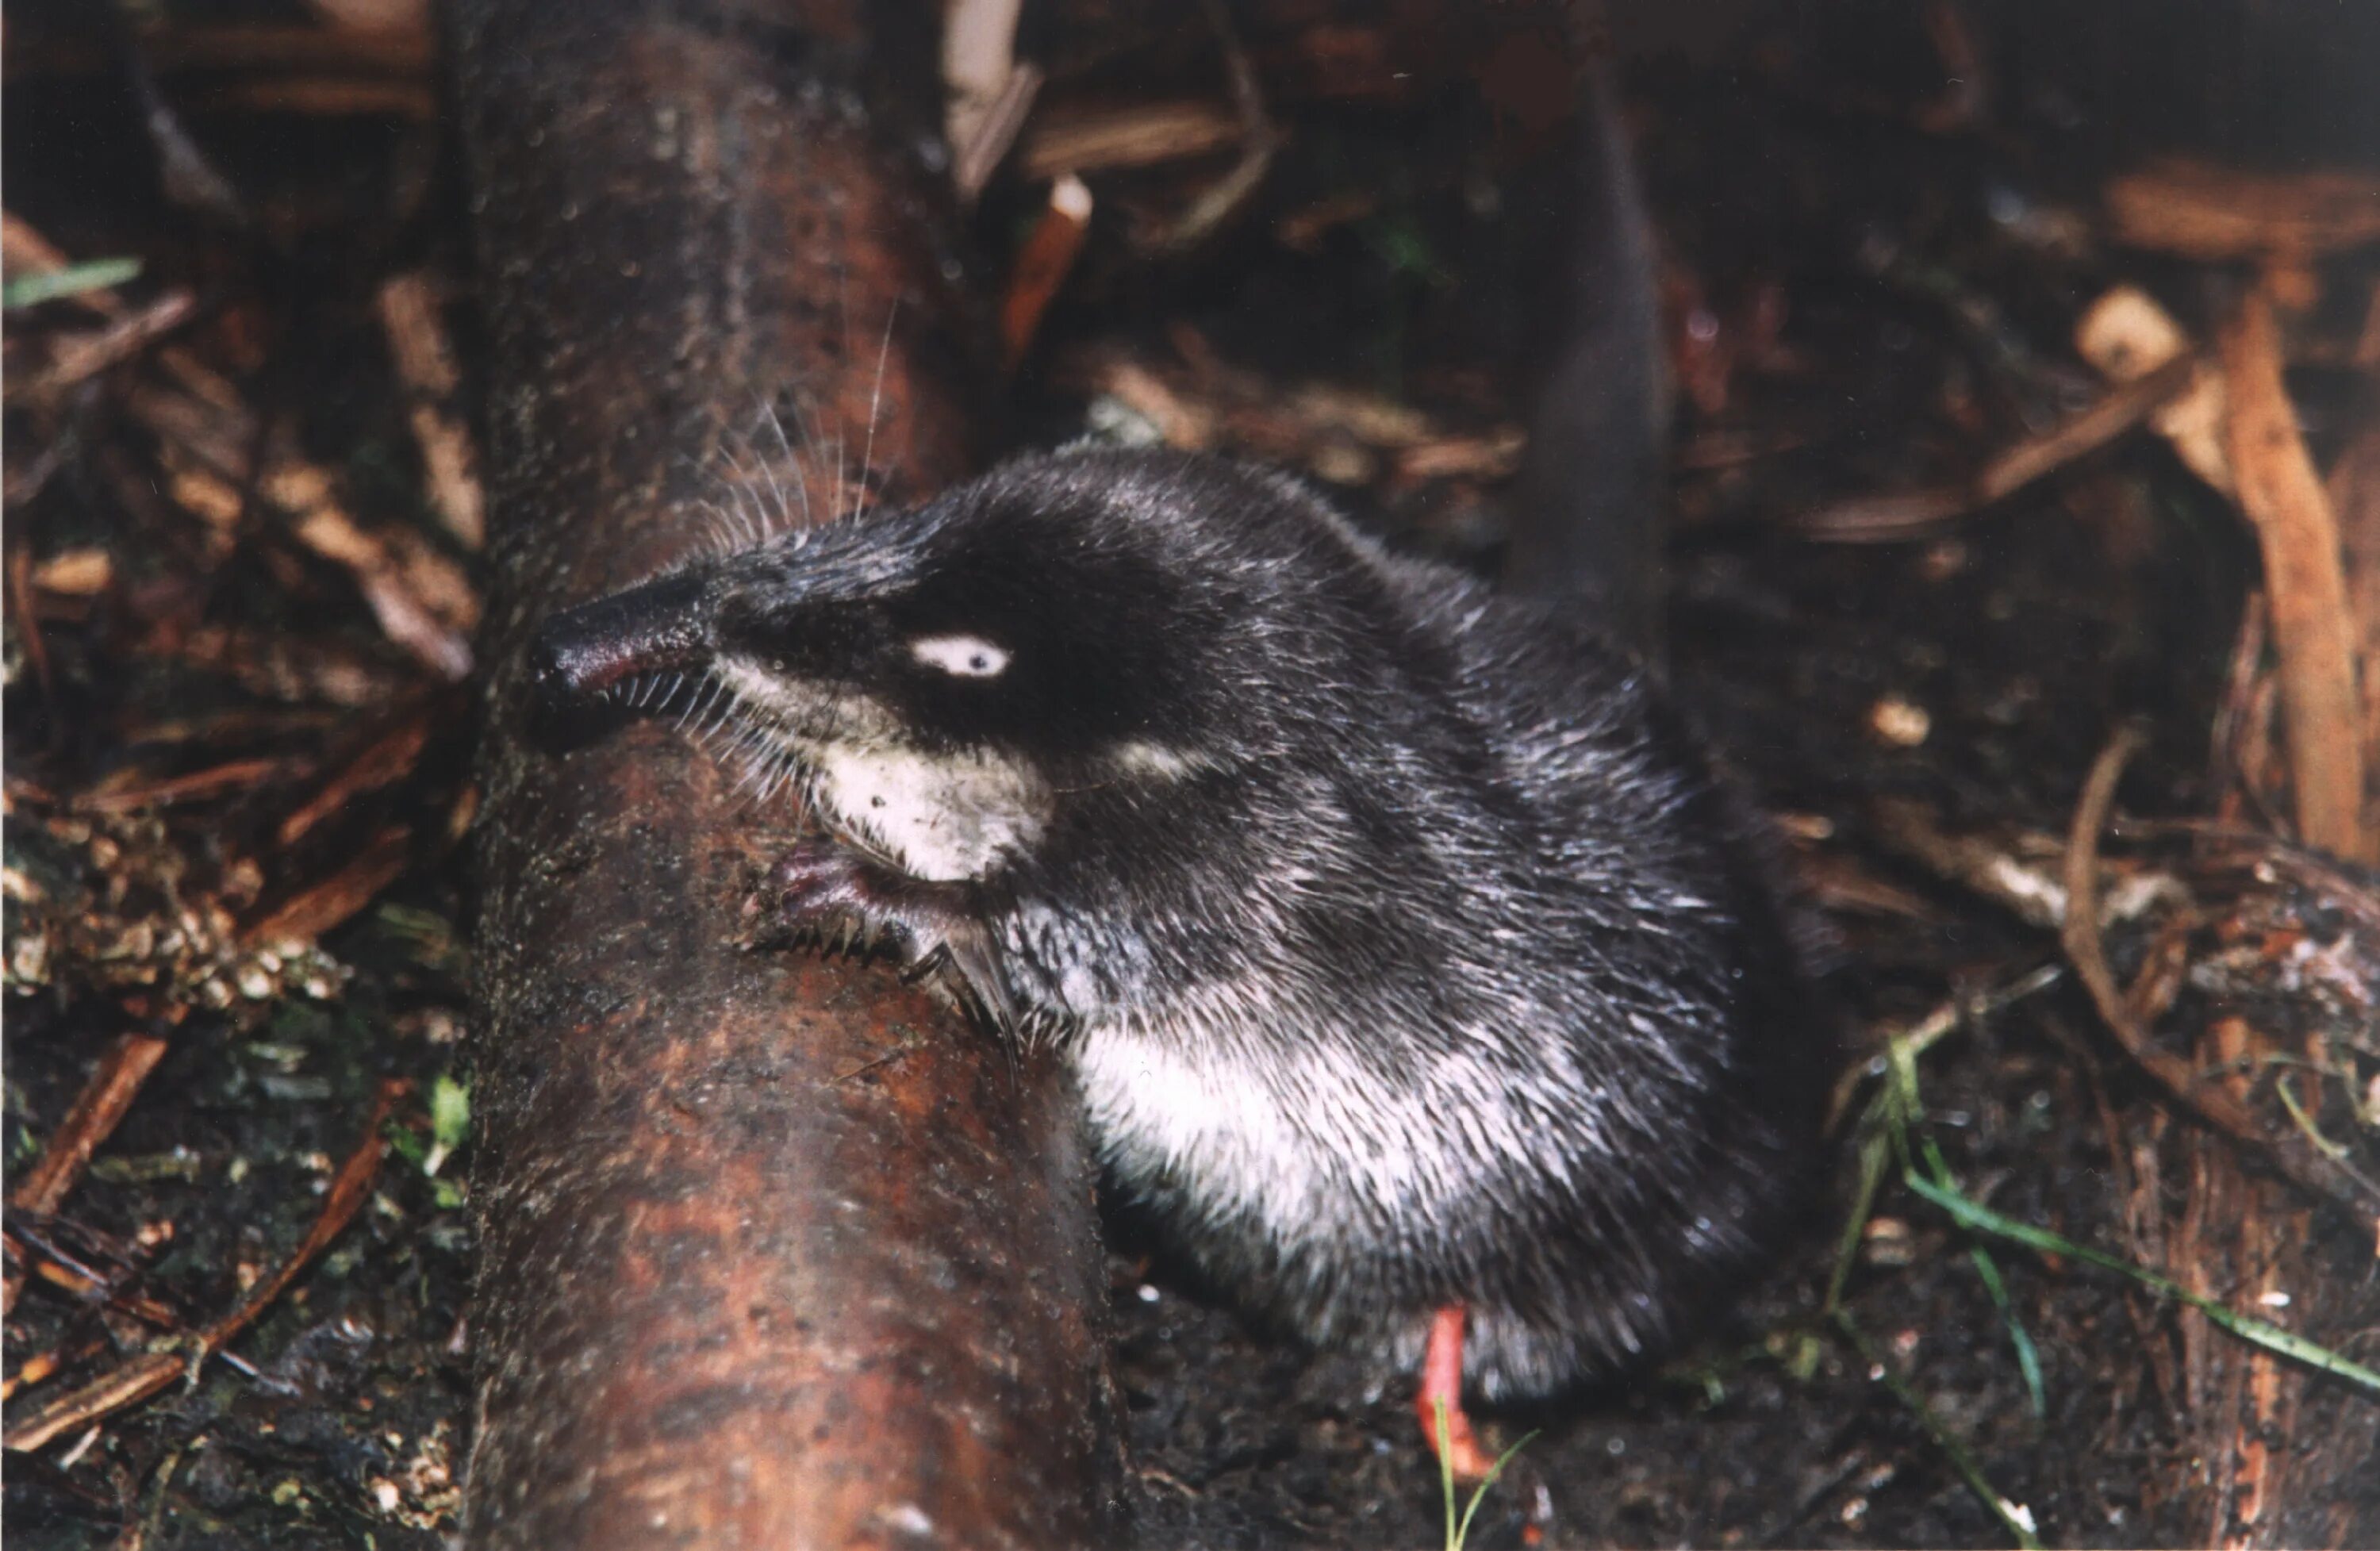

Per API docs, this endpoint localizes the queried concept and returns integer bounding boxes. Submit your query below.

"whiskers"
[686,297,909,561]
[593,666,813,827]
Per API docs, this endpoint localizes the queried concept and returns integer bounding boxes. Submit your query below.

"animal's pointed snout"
[527,570,712,716]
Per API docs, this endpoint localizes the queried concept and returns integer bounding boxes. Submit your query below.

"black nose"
[524,626,579,712]
[524,570,713,740]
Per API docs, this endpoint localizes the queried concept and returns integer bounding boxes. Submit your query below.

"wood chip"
[75,758,286,814]
[944,0,1039,201]
[1000,175,1092,372]
[1,1033,172,1317]
[274,701,438,847]
[2075,285,2233,494]
[31,549,115,597]
[2108,159,2380,264]
[1020,99,1243,180]
[2220,290,2370,862]
[2,1081,401,1453]
[244,825,413,946]
[375,273,484,549]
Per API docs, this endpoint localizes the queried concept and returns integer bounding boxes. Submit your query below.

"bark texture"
[452,5,1119,1545]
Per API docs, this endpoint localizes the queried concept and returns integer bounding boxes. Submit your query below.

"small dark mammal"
[529,64,1829,1480]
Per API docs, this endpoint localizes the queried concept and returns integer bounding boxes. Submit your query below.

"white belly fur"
[1069,985,1587,1252]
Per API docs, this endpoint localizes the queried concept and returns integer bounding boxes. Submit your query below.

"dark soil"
[7,4,2377,1547]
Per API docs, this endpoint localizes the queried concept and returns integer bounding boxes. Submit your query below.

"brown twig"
[209,1080,402,1341]
[263,449,478,680]
[1,1353,190,1457]
[1800,355,2200,541]
[121,384,478,680]
[2107,159,2380,265]
[2075,285,2232,494]
[273,697,440,847]
[2060,726,2380,1222]
[6,1036,172,1215]
[1145,0,1280,253]
[243,825,413,946]
[74,758,286,814]
[12,292,198,405]
[1,1034,172,1316]
[1871,797,2071,929]
[374,273,485,550]
[2220,288,2370,862]
[1019,100,1244,180]
[6,546,56,701]
[2324,418,2380,828]
[11,1252,183,1330]
[2209,591,2275,824]
[1,1341,107,1404]
[1825,962,2065,1133]
[3,1080,402,1453]
[999,175,1092,371]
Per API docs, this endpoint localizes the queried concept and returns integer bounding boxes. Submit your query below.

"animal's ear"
[909,634,1012,678]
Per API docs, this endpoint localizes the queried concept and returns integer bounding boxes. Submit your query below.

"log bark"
[2143,1018,2380,1549]
[452,5,1120,1547]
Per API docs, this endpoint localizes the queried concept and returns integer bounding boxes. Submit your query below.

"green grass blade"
[1826,1120,1894,1315]
[1964,1242,2046,1419]
[1452,1429,1539,1550]
[1435,1398,1457,1551]
[1915,1131,2045,1419]
[4,258,142,309]
[1833,1309,2044,1549]
[1902,1171,2380,1395]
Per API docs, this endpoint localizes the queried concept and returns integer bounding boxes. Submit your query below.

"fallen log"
[451,4,1119,1546]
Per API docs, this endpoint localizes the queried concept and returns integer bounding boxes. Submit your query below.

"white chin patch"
[909,633,1011,678]
[812,740,1046,881]
[710,663,1047,881]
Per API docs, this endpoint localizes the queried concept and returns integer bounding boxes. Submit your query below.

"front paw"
[754,839,908,957]
[747,841,1018,1028]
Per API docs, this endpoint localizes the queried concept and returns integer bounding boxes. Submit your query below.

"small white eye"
[909,633,1011,678]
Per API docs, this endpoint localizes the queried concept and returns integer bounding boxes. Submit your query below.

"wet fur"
[533,449,1829,1399]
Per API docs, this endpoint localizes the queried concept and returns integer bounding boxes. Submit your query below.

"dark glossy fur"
[530,62,1828,1407]
[533,449,1829,1399]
